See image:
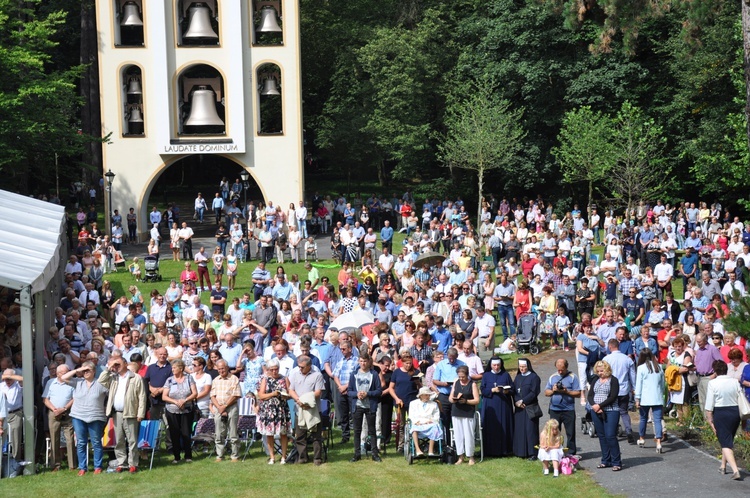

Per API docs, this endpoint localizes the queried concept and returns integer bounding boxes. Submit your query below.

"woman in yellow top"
[698,202,711,233]
[457,249,472,271]
[538,285,558,340]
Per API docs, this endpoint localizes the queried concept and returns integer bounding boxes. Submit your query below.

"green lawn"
[5,438,611,497]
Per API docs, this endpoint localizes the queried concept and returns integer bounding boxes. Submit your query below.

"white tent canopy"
[0,189,66,293]
[0,188,65,475]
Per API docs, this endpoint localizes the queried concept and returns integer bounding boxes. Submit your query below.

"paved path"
[119,227,336,261]
[533,350,747,497]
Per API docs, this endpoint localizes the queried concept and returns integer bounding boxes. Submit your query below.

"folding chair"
[137,419,163,470]
[448,410,484,463]
[318,399,333,462]
[112,251,126,272]
[238,397,258,461]
[191,417,216,457]
[45,431,75,470]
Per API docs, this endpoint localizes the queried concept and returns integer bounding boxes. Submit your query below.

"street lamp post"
[105,169,116,234]
[240,170,249,222]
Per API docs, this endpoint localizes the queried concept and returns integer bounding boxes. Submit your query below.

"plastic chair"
[137,419,163,470]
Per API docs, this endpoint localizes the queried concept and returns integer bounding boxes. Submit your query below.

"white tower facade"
[96,0,304,238]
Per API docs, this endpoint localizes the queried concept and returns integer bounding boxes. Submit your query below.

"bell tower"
[95,0,304,240]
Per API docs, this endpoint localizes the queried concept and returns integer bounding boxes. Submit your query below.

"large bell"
[128,107,144,134]
[184,3,218,39]
[260,77,280,96]
[120,2,144,26]
[185,86,224,127]
[126,77,142,96]
[257,6,282,33]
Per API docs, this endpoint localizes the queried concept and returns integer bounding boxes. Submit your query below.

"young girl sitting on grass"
[538,419,564,477]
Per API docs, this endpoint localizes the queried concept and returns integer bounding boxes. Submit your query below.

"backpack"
[560,455,580,475]
[441,444,457,465]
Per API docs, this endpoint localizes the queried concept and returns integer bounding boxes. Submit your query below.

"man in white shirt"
[377,247,394,285]
[721,271,747,299]
[149,295,167,327]
[458,341,484,381]
[472,306,496,355]
[590,209,601,244]
[79,282,100,307]
[100,358,147,472]
[295,202,308,238]
[727,235,744,257]
[1,369,24,460]
[64,254,83,277]
[179,222,195,260]
[653,253,674,301]
[625,255,640,278]
[599,253,617,274]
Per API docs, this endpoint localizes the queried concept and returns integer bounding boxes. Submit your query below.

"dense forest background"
[0,0,747,214]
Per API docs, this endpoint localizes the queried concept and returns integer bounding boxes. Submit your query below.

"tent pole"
[20,286,36,474]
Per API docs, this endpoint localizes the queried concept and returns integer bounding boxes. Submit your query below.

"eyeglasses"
[189,342,197,345]
[401,355,412,358]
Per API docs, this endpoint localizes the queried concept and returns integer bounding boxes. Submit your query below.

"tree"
[608,102,669,213]
[544,0,750,171]
[438,81,526,223]
[0,0,86,193]
[552,106,616,214]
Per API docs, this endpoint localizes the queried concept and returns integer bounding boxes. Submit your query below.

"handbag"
[525,403,543,420]
[738,388,750,420]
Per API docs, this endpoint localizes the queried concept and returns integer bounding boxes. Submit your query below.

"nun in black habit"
[480,356,515,457]
[512,357,542,459]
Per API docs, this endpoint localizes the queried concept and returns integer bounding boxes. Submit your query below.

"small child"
[538,419,564,477]
[497,334,517,354]
[128,257,141,281]
[554,306,571,351]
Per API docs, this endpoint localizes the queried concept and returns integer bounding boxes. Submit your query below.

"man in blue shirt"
[684,231,702,251]
[332,341,358,443]
[431,319,452,354]
[43,365,76,470]
[544,359,581,456]
[432,348,465,436]
[251,261,272,302]
[219,333,242,372]
[678,247,699,293]
[311,326,333,371]
[272,273,294,302]
[380,220,394,252]
[604,339,637,443]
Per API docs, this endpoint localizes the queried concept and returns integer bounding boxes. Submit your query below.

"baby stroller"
[581,404,597,438]
[516,313,541,355]
[142,255,162,282]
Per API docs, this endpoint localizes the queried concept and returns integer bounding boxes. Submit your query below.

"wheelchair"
[404,418,445,465]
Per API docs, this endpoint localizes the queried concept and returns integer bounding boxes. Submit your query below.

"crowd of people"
[2,189,750,480]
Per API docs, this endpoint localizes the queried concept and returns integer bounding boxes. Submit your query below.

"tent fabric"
[0,189,66,293]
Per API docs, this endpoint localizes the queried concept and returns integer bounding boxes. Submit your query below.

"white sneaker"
[280,458,286,465]
[267,458,274,465]
[543,469,549,475]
